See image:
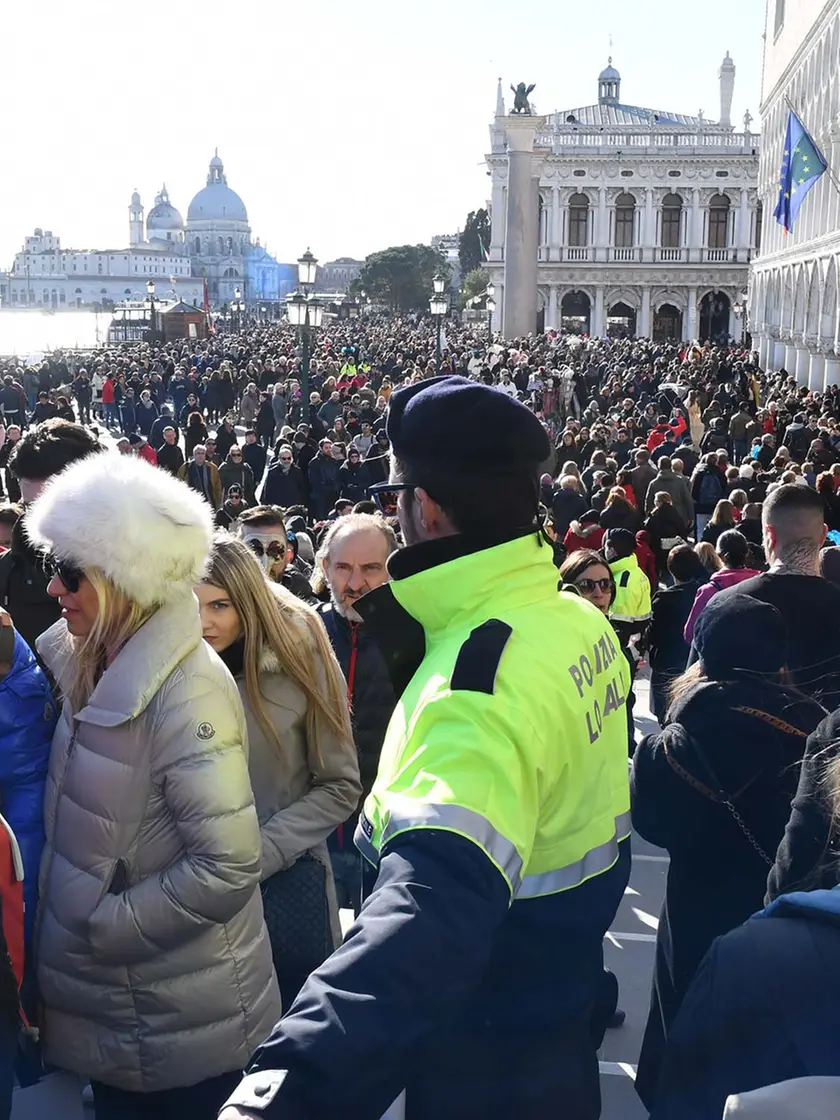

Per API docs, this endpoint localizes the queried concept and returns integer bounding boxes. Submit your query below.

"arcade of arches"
[536,286,742,342]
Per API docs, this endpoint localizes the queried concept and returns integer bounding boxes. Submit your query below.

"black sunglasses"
[575,577,614,594]
[368,481,416,514]
[245,538,287,560]
[44,554,84,593]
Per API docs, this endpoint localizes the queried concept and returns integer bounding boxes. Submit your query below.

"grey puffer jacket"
[35,596,282,1093]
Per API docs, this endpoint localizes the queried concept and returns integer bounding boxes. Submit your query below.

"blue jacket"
[650,887,840,1119]
[0,631,56,944]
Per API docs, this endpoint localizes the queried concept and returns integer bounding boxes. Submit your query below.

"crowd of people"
[1,314,840,1118]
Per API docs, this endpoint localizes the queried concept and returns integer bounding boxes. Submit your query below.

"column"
[597,188,608,260]
[690,189,701,263]
[502,115,544,339]
[547,285,559,330]
[826,357,840,387]
[639,287,652,337]
[737,188,750,258]
[773,341,786,369]
[593,287,606,337]
[685,286,698,341]
[489,172,505,261]
[795,347,810,385]
[550,188,561,258]
[784,343,798,373]
[643,188,655,261]
[809,353,825,391]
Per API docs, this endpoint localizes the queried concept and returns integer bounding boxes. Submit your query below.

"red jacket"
[102,378,116,405]
[137,444,157,466]
[563,522,605,554]
[634,532,658,590]
[647,415,687,452]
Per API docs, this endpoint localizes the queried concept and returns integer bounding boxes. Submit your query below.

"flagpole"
[783,94,840,197]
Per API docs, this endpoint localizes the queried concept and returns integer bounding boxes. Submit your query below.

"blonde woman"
[196,532,361,1006]
[26,452,280,1120]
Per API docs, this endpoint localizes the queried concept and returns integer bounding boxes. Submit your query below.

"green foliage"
[459,208,491,277]
[458,268,489,309]
[358,245,450,312]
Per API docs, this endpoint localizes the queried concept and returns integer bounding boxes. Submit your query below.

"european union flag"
[774,109,828,233]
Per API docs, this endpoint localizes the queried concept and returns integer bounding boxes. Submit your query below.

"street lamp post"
[430,271,447,375]
[232,287,244,333]
[146,280,156,340]
[288,249,323,414]
[733,288,748,347]
[486,281,496,339]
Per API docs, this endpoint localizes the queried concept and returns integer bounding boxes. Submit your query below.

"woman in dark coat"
[215,418,238,462]
[184,411,209,459]
[630,593,826,1110]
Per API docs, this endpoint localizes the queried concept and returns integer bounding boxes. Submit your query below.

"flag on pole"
[478,232,490,261]
[203,277,214,333]
[774,109,828,233]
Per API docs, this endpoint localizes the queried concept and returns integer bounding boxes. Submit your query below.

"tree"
[358,245,449,312]
[459,268,489,309]
[459,209,491,277]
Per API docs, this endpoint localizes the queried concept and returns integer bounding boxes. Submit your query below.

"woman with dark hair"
[684,530,760,644]
[558,549,614,616]
[631,593,826,1111]
[556,430,582,468]
[184,411,208,459]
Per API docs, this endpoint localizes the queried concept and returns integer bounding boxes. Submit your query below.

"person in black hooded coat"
[630,593,826,1110]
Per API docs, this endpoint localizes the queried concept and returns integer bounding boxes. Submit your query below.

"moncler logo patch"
[196,722,216,741]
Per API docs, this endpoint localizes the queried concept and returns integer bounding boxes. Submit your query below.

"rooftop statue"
[510,83,536,116]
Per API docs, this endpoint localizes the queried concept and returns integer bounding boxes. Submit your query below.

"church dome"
[146,185,183,231]
[599,62,621,82]
[187,151,248,224]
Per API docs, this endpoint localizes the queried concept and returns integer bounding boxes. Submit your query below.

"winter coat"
[0,520,61,655]
[308,453,341,517]
[242,441,267,485]
[135,400,159,437]
[184,421,208,459]
[215,425,238,462]
[600,501,640,533]
[155,442,184,476]
[550,488,589,539]
[219,459,256,506]
[35,597,281,1093]
[562,520,605,555]
[768,707,840,901]
[650,887,840,1120]
[232,628,360,919]
[338,460,371,505]
[683,567,760,644]
[644,505,689,557]
[317,604,397,823]
[240,390,261,427]
[178,459,223,510]
[0,628,55,944]
[644,469,694,530]
[262,463,307,508]
[691,465,724,513]
[630,462,658,506]
[631,678,825,1109]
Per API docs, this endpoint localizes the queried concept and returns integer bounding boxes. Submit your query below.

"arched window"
[59,291,66,304]
[42,288,49,304]
[755,201,764,252]
[51,289,58,308]
[10,291,16,304]
[708,193,731,249]
[227,237,234,254]
[568,193,589,247]
[74,287,82,308]
[661,193,683,248]
[194,236,201,254]
[614,192,636,248]
[124,288,131,296]
[218,237,224,254]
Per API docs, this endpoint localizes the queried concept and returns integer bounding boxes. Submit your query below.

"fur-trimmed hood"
[26,451,213,609]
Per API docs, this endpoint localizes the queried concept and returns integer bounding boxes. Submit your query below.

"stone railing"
[535,128,760,152]
[657,247,684,261]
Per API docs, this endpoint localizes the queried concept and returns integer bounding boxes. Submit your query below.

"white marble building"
[1,153,291,311]
[486,60,761,342]
[750,0,840,388]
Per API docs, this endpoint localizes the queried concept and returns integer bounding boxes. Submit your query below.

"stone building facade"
[750,0,840,388]
[486,60,761,342]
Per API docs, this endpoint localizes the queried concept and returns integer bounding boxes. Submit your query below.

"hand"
[0,608,11,629]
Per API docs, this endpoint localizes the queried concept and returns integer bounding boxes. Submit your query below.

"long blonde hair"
[204,533,352,760]
[64,569,154,712]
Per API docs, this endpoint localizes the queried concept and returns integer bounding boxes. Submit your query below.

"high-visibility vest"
[356,534,630,899]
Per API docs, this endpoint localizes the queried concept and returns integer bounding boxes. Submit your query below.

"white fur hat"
[26,451,213,609]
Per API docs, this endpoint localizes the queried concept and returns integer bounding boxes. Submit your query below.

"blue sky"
[0,0,766,268]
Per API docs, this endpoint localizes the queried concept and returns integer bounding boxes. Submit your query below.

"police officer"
[221,376,631,1120]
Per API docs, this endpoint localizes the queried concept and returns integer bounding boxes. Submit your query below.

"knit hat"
[26,452,213,609]
[603,527,636,559]
[694,593,788,680]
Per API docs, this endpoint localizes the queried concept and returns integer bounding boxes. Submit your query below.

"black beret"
[386,375,550,474]
[694,593,787,680]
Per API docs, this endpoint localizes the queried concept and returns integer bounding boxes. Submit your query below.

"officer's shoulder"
[450,618,513,697]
